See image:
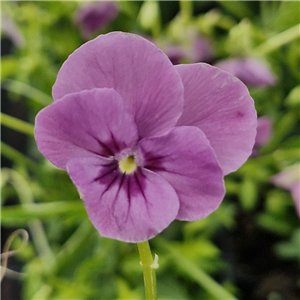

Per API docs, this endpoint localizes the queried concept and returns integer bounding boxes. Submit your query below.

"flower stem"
[1,112,34,136]
[1,142,40,172]
[254,23,300,55]
[180,0,193,20]
[137,241,157,300]
[2,79,53,106]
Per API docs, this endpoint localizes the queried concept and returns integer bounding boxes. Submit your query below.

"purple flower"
[255,117,272,146]
[35,32,257,242]
[74,2,119,39]
[271,164,300,217]
[215,58,276,87]
[2,14,25,47]
[252,116,272,155]
[165,45,185,65]
[189,33,214,63]
[165,34,213,65]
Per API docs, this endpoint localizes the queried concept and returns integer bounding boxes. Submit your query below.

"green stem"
[137,241,157,300]
[1,142,39,172]
[2,79,52,106]
[3,169,55,268]
[254,23,300,55]
[157,238,238,300]
[180,0,193,20]
[1,112,34,136]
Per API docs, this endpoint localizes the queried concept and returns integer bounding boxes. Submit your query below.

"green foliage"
[1,1,299,299]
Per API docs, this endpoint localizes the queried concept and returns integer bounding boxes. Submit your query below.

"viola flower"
[74,2,119,39]
[35,32,257,242]
[271,164,300,217]
[215,58,276,87]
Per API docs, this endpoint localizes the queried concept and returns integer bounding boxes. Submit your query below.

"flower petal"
[139,126,225,221]
[175,63,257,175]
[66,156,180,242]
[52,32,184,138]
[35,88,138,169]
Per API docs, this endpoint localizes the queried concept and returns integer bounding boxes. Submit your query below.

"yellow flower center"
[118,155,137,174]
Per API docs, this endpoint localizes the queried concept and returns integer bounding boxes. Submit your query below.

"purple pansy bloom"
[271,164,300,217]
[215,58,276,87]
[35,32,257,242]
[74,2,119,39]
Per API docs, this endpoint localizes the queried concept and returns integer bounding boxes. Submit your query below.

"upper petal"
[139,126,225,221]
[66,156,180,242]
[52,32,184,138]
[175,63,257,175]
[35,88,138,169]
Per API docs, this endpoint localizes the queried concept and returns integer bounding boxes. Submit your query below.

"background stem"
[180,0,193,20]
[254,23,300,55]
[157,237,238,300]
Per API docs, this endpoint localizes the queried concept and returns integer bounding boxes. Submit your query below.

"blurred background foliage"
[1,1,299,300]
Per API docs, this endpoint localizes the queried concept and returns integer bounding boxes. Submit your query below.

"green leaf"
[138,0,161,36]
[239,176,258,211]
[285,85,300,107]
[217,1,254,19]
[1,112,34,136]
[1,201,86,226]
[256,212,294,236]
[275,228,300,262]
[1,56,19,79]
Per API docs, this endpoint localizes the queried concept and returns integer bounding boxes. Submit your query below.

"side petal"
[175,63,257,175]
[52,32,184,138]
[66,156,180,242]
[35,88,138,169]
[139,126,225,221]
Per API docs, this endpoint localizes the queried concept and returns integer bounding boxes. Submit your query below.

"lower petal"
[66,155,179,242]
[139,126,225,221]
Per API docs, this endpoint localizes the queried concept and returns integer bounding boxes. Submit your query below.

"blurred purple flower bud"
[215,58,276,87]
[251,116,272,156]
[255,117,272,146]
[2,15,25,47]
[271,164,300,217]
[74,2,119,39]
[188,34,214,63]
[165,34,214,65]
[165,45,185,65]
